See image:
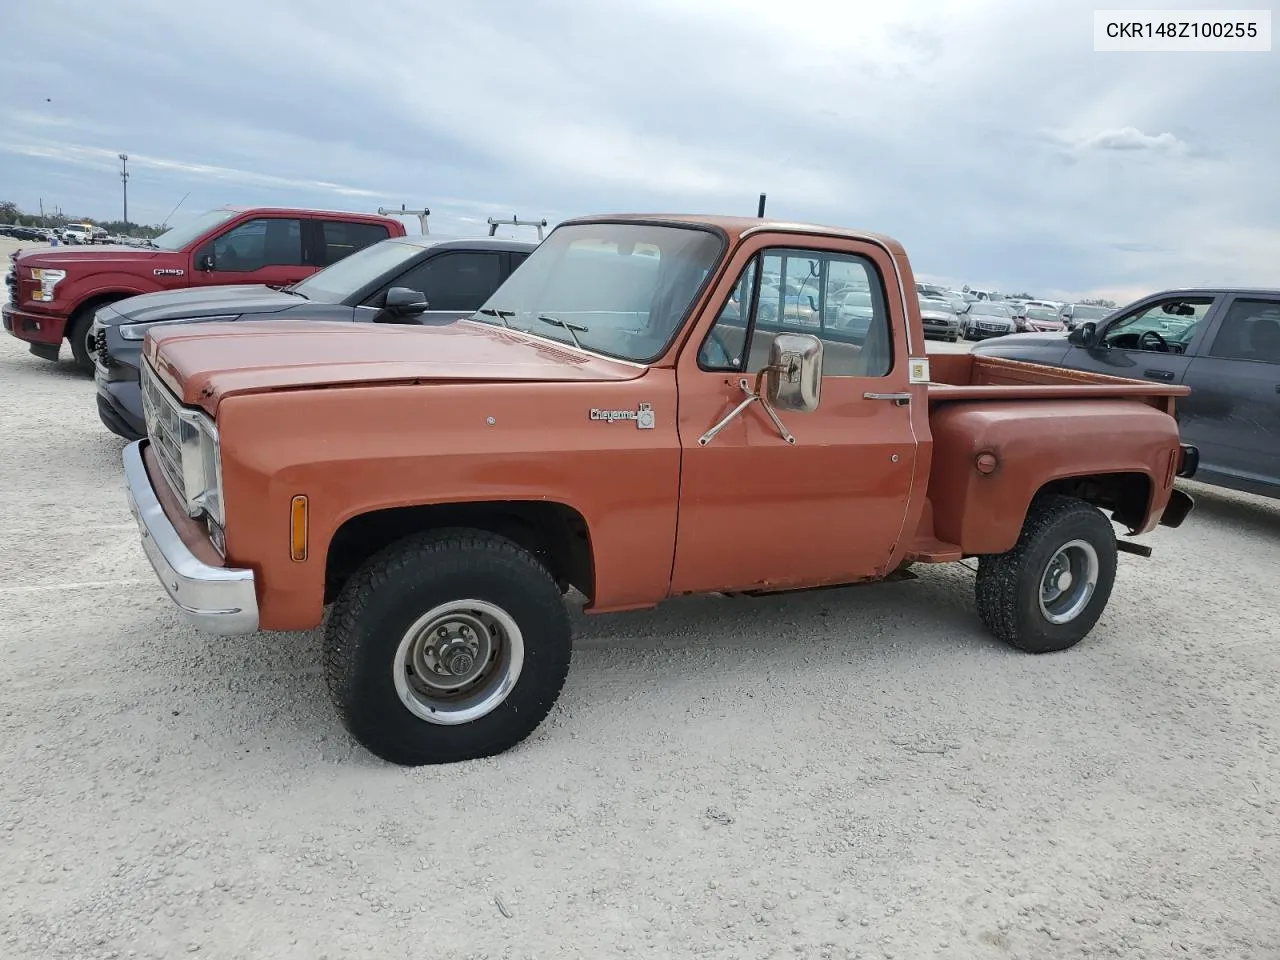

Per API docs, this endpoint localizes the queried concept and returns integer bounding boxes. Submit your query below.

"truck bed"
[926,354,1189,413]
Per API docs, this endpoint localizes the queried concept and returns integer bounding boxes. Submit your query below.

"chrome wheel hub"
[1038,539,1099,625]
[393,600,525,726]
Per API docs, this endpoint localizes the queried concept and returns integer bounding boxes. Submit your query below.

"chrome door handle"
[864,392,912,405]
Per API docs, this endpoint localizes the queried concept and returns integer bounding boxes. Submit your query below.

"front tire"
[975,495,1117,653]
[323,529,573,765]
[67,305,98,373]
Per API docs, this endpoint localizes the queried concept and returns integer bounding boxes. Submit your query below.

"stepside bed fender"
[925,399,1184,555]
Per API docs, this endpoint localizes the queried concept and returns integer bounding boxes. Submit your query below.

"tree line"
[0,201,165,238]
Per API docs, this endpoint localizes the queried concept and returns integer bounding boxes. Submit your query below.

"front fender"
[213,377,681,631]
[926,399,1182,555]
[65,274,160,315]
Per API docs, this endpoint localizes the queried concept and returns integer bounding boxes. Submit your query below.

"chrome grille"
[141,363,188,503]
[92,324,115,371]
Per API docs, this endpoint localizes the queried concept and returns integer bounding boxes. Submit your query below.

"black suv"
[93,235,535,440]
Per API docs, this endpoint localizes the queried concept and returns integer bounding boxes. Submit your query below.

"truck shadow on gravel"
[141,566,1009,766]
[569,566,997,657]
[1180,483,1280,541]
[0,351,90,382]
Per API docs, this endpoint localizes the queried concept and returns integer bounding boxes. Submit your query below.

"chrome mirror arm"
[698,368,796,447]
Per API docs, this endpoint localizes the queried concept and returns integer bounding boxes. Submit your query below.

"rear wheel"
[323,529,573,765]
[975,495,1117,653]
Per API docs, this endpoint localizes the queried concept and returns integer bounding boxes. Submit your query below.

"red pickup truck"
[122,213,1198,766]
[3,206,405,371]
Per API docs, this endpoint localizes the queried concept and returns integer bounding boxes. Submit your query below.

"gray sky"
[2,0,1275,302]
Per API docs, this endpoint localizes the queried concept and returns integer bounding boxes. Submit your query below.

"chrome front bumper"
[123,439,259,635]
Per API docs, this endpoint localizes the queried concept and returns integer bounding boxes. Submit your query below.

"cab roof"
[555,213,908,258]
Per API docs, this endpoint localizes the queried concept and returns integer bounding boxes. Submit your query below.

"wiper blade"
[538,314,587,348]
[475,307,515,328]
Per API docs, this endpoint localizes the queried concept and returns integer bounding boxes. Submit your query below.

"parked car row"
[912,281,1118,340]
[2,208,1201,768]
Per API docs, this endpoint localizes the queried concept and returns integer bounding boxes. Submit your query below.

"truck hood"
[147,318,646,409]
[98,285,299,326]
[972,330,1071,351]
[17,245,169,268]
[919,307,958,322]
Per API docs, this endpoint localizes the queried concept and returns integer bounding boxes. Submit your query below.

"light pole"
[119,153,129,226]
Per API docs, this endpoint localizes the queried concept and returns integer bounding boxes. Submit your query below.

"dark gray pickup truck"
[972,287,1280,498]
[93,235,535,440]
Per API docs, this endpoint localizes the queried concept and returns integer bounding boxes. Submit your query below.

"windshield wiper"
[538,314,587,348]
[475,307,515,329]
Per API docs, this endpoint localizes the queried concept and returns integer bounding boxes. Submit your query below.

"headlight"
[119,314,240,340]
[140,362,225,527]
[186,410,225,527]
[28,267,66,302]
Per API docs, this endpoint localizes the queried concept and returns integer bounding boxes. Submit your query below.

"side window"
[1101,297,1214,354]
[209,218,303,271]
[698,259,757,370]
[1207,298,1280,363]
[511,252,531,270]
[698,249,892,378]
[320,220,390,267]
[390,252,504,311]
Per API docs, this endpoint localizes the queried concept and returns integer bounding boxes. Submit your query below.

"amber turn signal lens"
[290,495,308,562]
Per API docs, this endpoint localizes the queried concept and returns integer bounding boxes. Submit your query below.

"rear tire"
[323,529,573,766]
[67,305,98,374]
[975,495,1117,653]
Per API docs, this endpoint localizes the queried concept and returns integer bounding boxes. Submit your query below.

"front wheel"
[323,529,573,765]
[974,495,1118,653]
[67,305,98,374]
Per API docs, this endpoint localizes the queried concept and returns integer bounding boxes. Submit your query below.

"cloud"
[1076,127,1188,153]
[0,0,1275,301]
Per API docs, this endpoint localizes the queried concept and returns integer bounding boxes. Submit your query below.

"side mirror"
[198,252,215,271]
[384,286,429,315]
[1067,321,1097,346]
[766,332,823,412]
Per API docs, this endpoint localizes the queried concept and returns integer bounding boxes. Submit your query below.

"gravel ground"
[1,240,1277,959]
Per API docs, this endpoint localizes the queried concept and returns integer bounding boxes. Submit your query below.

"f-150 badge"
[590,403,655,429]
[153,268,185,276]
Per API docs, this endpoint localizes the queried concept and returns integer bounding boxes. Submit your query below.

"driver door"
[670,238,919,595]
[190,216,315,288]
[1065,294,1222,384]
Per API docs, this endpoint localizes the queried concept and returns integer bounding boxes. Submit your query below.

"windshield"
[1072,304,1110,320]
[470,221,724,363]
[290,238,424,303]
[919,297,954,313]
[1026,306,1058,320]
[149,209,239,252]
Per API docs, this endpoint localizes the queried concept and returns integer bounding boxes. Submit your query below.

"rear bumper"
[123,439,259,636]
[2,303,67,344]
[1176,443,1199,479]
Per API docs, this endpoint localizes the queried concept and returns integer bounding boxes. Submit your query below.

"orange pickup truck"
[122,214,1199,765]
